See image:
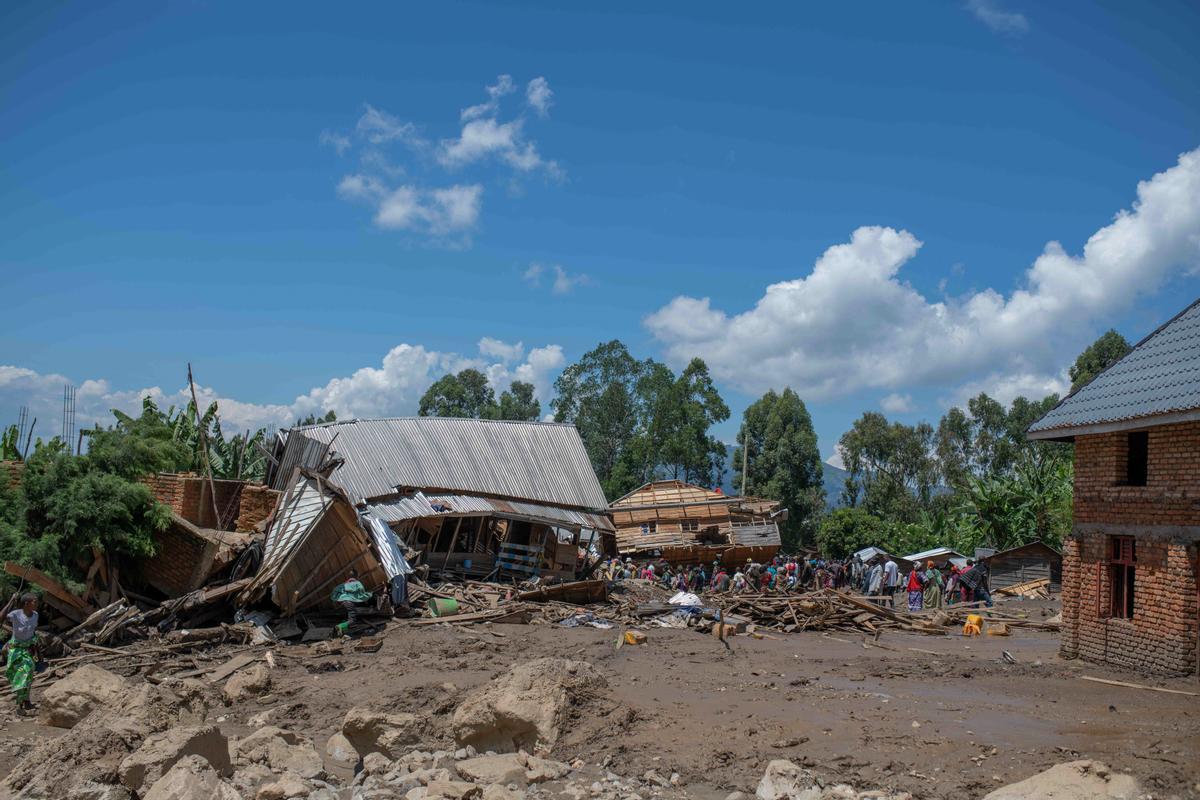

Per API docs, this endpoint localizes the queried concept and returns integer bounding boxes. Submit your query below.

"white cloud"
[526,77,553,118]
[341,179,482,238]
[521,263,588,294]
[646,146,1200,403]
[461,74,516,122]
[478,337,525,363]
[355,104,427,149]
[551,265,589,295]
[965,0,1029,34]
[522,264,545,287]
[0,339,566,442]
[438,117,559,176]
[880,393,916,414]
[319,130,352,155]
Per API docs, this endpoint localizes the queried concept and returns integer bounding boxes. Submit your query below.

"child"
[4,593,40,714]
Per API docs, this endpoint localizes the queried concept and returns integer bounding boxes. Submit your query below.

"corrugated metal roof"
[1029,298,1200,435]
[366,492,614,532]
[903,546,965,562]
[270,417,608,511]
[252,476,330,593]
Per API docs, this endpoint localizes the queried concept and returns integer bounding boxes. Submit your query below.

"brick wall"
[1074,421,1200,526]
[0,460,24,490]
[1061,421,1200,675]
[142,518,219,597]
[235,483,280,532]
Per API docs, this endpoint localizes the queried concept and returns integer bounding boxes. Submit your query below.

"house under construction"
[609,479,784,566]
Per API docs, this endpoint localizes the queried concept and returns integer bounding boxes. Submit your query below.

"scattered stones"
[326,731,360,766]
[456,754,528,786]
[756,760,819,800]
[452,658,607,753]
[424,779,484,800]
[233,725,325,780]
[119,723,231,792]
[257,772,315,800]
[39,664,127,729]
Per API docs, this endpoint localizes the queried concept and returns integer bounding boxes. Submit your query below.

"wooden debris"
[1079,675,1199,697]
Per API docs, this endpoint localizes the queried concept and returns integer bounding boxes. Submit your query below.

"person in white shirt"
[3,593,40,713]
[882,558,900,608]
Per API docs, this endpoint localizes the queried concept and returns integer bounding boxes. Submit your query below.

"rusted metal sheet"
[366,492,614,532]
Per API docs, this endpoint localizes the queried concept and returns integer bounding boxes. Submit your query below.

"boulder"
[522,755,570,783]
[451,659,607,753]
[65,782,134,800]
[482,786,525,800]
[223,663,272,704]
[257,772,314,799]
[755,759,819,800]
[234,725,325,780]
[455,754,528,786]
[40,664,127,729]
[425,780,483,800]
[326,731,360,766]
[119,724,231,791]
[342,707,426,759]
[982,761,1141,800]
[142,755,241,800]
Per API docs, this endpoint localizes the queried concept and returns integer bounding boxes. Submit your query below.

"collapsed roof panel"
[269,417,609,511]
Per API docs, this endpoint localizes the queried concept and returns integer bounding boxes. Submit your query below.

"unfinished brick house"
[1028,298,1200,675]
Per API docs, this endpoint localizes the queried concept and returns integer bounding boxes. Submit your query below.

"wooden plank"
[4,561,90,611]
[1079,675,1199,697]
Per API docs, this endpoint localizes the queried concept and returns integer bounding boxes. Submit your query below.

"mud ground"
[2,597,1198,799]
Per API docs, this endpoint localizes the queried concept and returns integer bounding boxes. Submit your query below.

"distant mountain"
[822,462,848,509]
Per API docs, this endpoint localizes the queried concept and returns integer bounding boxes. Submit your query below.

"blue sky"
[2,0,1199,468]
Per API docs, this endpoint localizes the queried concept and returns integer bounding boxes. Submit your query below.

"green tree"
[419,369,497,419]
[816,507,888,559]
[935,392,1065,489]
[1069,329,1131,390]
[495,381,541,421]
[733,388,825,548]
[838,412,937,521]
[296,410,337,426]
[552,341,644,498]
[659,359,729,486]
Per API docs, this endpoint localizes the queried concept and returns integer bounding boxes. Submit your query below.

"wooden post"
[440,517,464,574]
[187,363,222,527]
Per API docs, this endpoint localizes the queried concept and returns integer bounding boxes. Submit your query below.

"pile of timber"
[703,589,948,635]
[993,577,1051,599]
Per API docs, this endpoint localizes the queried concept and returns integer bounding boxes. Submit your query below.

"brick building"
[1028,298,1200,675]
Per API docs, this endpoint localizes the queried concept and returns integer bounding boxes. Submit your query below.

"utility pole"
[741,423,749,497]
[188,363,223,527]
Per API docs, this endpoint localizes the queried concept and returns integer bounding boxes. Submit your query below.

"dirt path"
[2,602,1198,799]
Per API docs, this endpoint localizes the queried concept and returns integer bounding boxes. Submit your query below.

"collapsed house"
[245,417,616,613]
[609,479,784,565]
[1028,297,1200,675]
[980,541,1062,592]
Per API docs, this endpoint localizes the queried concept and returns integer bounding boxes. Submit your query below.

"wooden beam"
[4,562,89,611]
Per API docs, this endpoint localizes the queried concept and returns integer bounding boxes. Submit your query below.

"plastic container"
[428,597,461,617]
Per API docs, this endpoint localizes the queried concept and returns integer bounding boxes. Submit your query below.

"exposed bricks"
[1061,421,1200,675]
[141,472,279,531]
[0,460,24,490]
[235,483,280,532]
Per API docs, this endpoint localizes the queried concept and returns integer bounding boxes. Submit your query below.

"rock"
[142,754,241,800]
[40,664,127,729]
[726,793,749,800]
[361,752,394,776]
[119,724,231,791]
[66,782,134,800]
[483,786,525,800]
[223,663,272,704]
[451,659,607,753]
[425,780,483,800]
[257,772,314,799]
[756,760,820,800]
[231,764,276,797]
[234,725,325,780]
[343,707,426,759]
[456,754,528,786]
[524,755,570,783]
[982,761,1141,800]
[327,731,360,766]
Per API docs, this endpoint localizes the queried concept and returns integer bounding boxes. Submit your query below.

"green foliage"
[733,388,825,549]
[934,392,1062,488]
[92,397,190,479]
[419,369,498,419]
[553,342,731,499]
[495,381,541,422]
[296,410,337,426]
[1,425,22,461]
[816,507,888,559]
[837,412,937,521]
[1069,329,1131,390]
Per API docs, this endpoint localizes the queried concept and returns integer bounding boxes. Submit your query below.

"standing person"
[883,557,900,608]
[713,567,731,592]
[867,560,883,603]
[960,561,994,607]
[905,564,925,612]
[4,593,40,714]
[732,569,748,592]
[923,560,944,609]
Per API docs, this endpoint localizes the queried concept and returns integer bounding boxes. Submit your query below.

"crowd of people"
[601,553,993,610]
